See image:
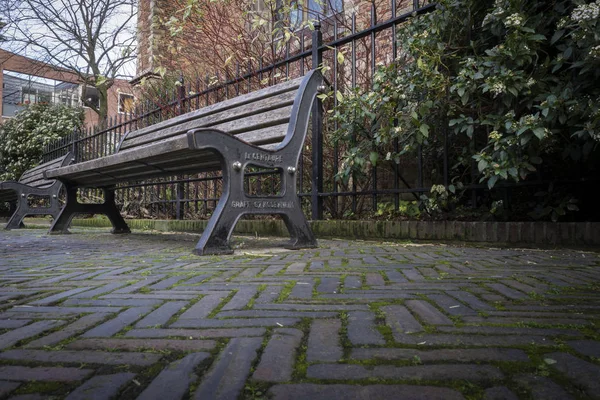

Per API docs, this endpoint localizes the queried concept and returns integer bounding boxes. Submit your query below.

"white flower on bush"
[590,45,600,59]
[571,1,599,22]
[505,13,523,28]
[490,81,506,96]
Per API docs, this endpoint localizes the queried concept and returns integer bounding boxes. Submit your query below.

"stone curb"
[15,218,600,246]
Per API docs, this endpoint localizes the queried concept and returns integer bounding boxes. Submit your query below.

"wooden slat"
[18,154,71,188]
[120,77,303,144]
[119,90,296,151]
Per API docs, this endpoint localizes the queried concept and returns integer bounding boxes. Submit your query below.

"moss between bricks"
[20,218,600,246]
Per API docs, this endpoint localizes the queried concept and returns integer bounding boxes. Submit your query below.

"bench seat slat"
[18,155,72,188]
[120,93,294,151]
[121,77,303,144]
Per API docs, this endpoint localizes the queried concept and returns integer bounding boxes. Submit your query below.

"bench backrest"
[117,73,313,153]
[18,152,74,189]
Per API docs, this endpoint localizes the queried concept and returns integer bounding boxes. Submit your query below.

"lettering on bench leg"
[244,153,284,163]
[230,201,294,209]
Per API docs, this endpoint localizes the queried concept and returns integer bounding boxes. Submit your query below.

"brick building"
[1,49,135,128]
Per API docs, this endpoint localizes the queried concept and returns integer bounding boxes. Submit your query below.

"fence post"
[311,21,323,220]
[176,73,186,219]
[176,73,185,116]
[71,129,79,163]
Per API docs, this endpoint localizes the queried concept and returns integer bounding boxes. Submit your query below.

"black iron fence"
[41,0,595,222]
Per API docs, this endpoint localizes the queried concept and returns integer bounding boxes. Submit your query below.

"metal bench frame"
[0,153,73,230]
[45,71,323,255]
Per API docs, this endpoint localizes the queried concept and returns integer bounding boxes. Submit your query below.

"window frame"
[118,92,135,115]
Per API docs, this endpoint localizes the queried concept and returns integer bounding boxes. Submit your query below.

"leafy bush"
[332,0,599,220]
[0,103,84,180]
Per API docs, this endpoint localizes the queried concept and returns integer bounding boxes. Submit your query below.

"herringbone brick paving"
[0,228,599,399]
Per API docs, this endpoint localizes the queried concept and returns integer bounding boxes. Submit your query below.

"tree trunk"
[97,85,109,127]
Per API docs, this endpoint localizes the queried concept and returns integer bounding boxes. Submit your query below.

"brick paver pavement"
[0,228,599,399]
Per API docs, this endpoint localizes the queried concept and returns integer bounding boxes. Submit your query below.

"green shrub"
[332,0,599,220]
[0,103,84,180]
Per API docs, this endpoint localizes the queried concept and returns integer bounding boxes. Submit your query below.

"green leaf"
[488,175,499,189]
[448,184,456,194]
[336,90,344,102]
[532,127,546,140]
[337,51,345,64]
[551,30,565,45]
[369,151,379,166]
[477,159,488,172]
[419,124,430,138]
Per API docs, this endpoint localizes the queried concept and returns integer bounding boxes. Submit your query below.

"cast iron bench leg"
[5,195,26,230]
[49,186,131,234]
[190,130,317,255]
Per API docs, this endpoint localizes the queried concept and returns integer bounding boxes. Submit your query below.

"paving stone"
[178,294,225,319]
[307,364,504,381]
[71,282,129,298]
[148,275,188,290]
[193,337,262,400]
[514,374,575,400]
[24,313,109,348]
[0,366,93,381]
[290,280,313,298]
[135,301,188,328]
[220,287,258,310]
[255,303,369,311]
[381,305,423,337]
[405,300,453,325]
[446,290,494,310]
[317,277,339,293]
[0,320,65,349]
[0,349,161,366]
[65,373,136,400]
[30,287,93,305]
[260,265,285,275]
[567,340,600,358]
[437,326,582,337]
[268,384,465,400]
[393,334,557,347]
[82,306,153,337]
[483,386,519,400]
[402,268,425,281]
[343,275,362,289]
[63,299,163,307]
[427,294,478,316]
[307,319,342,362]
[66,338,216,351]
[366,273,385,286]
[253,328,303,382]
[125,327,266,338]
[6,394,49,400]
[351,348,529,362]
[545,352,600,399]
[284,262,306,274]
[487,283,527,300]
[347,311,385,345]
[171,317,300,328]
[112,277,165,294]
[0,320,31,329]
[254,286,282,303]
[217,310,336,318]
[0,381,20,397]
[9,305,121,314]
[138,353,210,400]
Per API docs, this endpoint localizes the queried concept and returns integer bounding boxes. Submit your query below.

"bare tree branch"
[0,0,137,121]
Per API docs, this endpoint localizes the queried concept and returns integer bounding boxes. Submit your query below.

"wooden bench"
[45,70,323,255]
[0,153,73,229]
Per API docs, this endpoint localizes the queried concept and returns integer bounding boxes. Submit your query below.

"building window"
[118,93,135,114]
[21,88,37,104]
[278,0,343,31]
